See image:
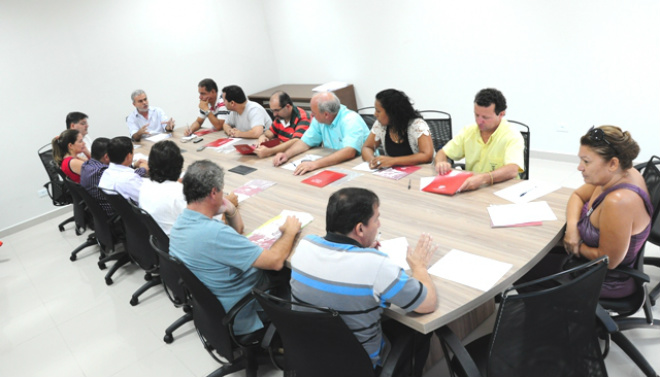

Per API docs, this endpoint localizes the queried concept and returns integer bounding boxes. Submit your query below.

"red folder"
[205,138,233,148]
[234,139,282,155]
[301,170,347,187]
[194,129,216,136]
[422,171,473,195]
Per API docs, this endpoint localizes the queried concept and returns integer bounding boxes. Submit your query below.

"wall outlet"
[557,125,569,133]
[38,188,47,198]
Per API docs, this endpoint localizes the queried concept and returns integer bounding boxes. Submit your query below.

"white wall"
[2,0,659,231]
[264,0,659,159]
[0,0,277,231]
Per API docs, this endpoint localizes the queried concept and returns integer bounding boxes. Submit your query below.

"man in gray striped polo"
[290,187,437,371]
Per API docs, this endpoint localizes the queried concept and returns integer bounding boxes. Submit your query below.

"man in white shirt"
[184,78,229,136]
[99,136,148,204]
[66,111,92,159]
[126,89,175,141]
[222,85,272,139]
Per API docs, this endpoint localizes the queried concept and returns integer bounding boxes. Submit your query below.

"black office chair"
[358,106,377,129]
[253,288,415,377]
[437,256,609,377]
[38,143,75,232]
[160,250,270,377]
[595,155,660,377]
[420,110,452,152]
[145,221,193,344]
[60,174,97,261]
[509,120,531,180]
[65,178,130,285]
[103,190,162,305]
[635,156,660,305]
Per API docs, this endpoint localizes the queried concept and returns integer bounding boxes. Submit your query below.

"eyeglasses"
[588,126,617,155]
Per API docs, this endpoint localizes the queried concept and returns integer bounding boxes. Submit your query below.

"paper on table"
[212,138,241,153]
[379,237,409,270]
[144,133,171,143]
[247,210,314,249]
[487,201,557,227]
[234,179,276,202]
[353,161,378,172]
[428,249,512,291]
[281,154,323,171]
[494,180,562,204]
[419,176,435,191]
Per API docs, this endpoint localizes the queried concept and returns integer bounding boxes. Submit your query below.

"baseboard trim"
[530,150,578,164]
[0,206,72,238]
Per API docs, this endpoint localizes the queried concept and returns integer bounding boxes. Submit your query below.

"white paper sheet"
[144,133,172,143]
[379,237,409,270]
[487,201,557,227]
[428,249,512,291]
[353,161,378,172]
[494,180,562,204]
[281,154,323,171]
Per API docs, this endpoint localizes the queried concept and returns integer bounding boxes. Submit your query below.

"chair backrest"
[253,288,375,377]
[64,177,119,253]
[167,251,238,363]
[420,110,452,152]
[102,190,158,272]
[640,156,660,245]
[58,169,89,234]
[357,107,376,130]
[509,120,531,180]
[38,143,72,206]
[487,256,608,377]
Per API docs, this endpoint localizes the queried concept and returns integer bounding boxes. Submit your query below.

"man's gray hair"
[317,92,341,114]
[182,160,225,204]
[131,89,146,102]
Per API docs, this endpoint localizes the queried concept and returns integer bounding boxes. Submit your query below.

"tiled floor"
[1,157,659,377]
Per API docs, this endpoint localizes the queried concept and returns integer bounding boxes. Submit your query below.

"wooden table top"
[137,130,571,334]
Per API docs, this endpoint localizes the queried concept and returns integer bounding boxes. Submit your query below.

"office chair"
[102,190,162,305]
[65,178,130,285]
[38,143,74,232]
[145,222,193,344]
[161,250,270,377]
[596,155,660,377]
[357,106,377,129]
[437,256,609,377]
[635,156,660,305]
[253,288,416,377]
[60,175,97,261]
[420,110,452,152]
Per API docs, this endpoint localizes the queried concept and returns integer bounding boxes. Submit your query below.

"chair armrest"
[436,326,482,377]
[595,304,619,333]
[613,265,650,283]
[223,291,256,326]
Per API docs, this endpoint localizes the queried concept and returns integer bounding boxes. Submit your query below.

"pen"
[408,179,411,190]
[519,186,536,197]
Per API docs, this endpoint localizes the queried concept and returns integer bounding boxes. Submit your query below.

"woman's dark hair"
[375,89,421,142]
[580,125,639,170]
[326,188,379,235]
[149,140,183,183]
[52,129,80,164]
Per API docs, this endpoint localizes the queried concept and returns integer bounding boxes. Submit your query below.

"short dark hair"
[107,136,134,164]
[375,89,421,141]
[580,126,640,170]
[198,78,218,93]
[326,188,379,235]
[65,112,88,130]
[222,85,247,103]
[90,137,110,161]
[148,140,183,183]
[474,88,507,115]
[273,91,293,107]
[182,160,224,204]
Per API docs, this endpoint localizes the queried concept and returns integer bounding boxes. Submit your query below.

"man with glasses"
[254,91,311,158]
[221,85,272,139]
[434,88,524,192]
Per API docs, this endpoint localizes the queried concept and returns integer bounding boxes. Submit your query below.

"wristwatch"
[201,109,210,116]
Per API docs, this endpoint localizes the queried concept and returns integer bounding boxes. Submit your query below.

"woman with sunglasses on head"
[361,89,434,169]
[522,126,652,298]
[52,129,87,183]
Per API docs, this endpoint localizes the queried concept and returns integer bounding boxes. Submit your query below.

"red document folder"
[205,138,233,148]
[194,129,216,136]
[234,139,282,155]
[422,171,473,195]
[301,170,347,187]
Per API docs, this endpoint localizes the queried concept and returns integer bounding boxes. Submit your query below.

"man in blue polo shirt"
[272,92,369,175]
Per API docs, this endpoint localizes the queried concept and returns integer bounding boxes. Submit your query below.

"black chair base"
[130,275,162,306]
[645,256,660,306]
[610,331,658,377]
[70,233,97,261]
[164,311,193,344]
[98,252,131,285]
[58,215,74,232]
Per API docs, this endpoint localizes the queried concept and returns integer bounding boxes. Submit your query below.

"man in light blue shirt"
[272,92,369,175]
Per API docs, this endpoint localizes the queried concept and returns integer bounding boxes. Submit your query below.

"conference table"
[137,129,572,337]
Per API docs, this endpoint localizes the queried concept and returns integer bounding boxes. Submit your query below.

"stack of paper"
[247,210,314,249]
[234,179,276,202]
[494,180,561,204]
[487,201,557,228]
[428,249,512,291]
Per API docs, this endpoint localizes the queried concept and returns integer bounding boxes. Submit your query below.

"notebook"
[421,170,473,195]
[205,138,233,148]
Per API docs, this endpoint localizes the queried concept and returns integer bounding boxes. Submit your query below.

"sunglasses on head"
[587,126,617,155]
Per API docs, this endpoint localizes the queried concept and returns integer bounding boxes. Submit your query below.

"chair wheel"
[144,273,152,281]
[70,254,77,261]
[105,277,113,285]
[164,334,174,344]
[130,297,138,306]
[59,225,65,232]
[98,262,106,270]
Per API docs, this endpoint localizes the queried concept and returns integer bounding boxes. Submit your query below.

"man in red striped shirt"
[254,91,310,158]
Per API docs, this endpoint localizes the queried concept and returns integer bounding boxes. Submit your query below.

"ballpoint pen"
[519,186,537,197]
